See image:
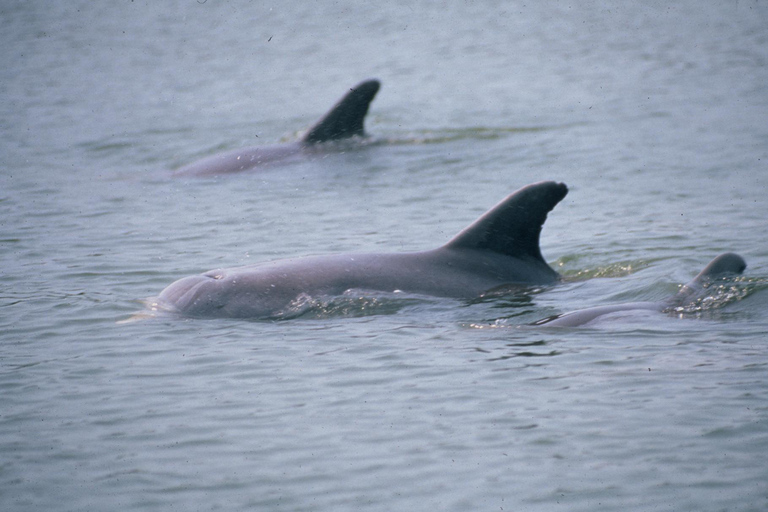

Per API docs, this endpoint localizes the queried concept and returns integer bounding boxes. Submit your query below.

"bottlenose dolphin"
[156,181,568,319]
[173,79,381,176]
[534,252,747,327]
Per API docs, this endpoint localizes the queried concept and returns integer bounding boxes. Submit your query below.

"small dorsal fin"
[671,252,746,303]
[693,252,746,281]
[302,79,380,144]
[445,181,568,263]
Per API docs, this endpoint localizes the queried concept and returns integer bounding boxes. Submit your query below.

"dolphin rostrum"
[155,181,569,319]
[173,79,381,176]
[534,252,747,327]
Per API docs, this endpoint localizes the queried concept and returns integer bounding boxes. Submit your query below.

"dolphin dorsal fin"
[302,79,380,144]
[444,181,568,263]
[671,252,747,304]
[693,252,747,281]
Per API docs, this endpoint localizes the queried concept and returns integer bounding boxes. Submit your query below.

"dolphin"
[172,79,381,176]
[155,181,568,319]
[534,252,747,327]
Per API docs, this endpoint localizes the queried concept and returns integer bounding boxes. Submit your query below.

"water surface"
[2,2,768,511]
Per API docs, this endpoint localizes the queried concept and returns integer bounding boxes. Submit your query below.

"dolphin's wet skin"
[153,176,751,323]
[160,79,754,324]
[156,181,568,319]
[533,252,747,327]
[172,79,381,176]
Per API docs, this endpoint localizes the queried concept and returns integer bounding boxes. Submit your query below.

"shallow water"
[2,2,768,511]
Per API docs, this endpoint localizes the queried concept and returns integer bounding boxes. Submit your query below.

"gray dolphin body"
[535,252,747,327]
[173,79,381,176]
[156,181,568,319]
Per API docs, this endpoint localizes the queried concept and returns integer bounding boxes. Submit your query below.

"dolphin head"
[156,273,226,316]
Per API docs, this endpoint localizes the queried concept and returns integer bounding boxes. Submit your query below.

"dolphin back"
[302,79,381,143]
[444,181,568,265]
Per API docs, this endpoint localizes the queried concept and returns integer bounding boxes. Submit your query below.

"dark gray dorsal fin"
[693,252,746,282]
[445,181,568,263]
[302,79,380,144]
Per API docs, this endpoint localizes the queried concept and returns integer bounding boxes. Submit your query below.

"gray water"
[2,1,768,510]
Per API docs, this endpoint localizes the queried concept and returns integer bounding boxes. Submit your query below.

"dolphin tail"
[444,181,568,265]
[301,79,381,144]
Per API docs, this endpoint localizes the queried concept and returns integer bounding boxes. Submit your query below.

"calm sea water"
[2,2,768,511]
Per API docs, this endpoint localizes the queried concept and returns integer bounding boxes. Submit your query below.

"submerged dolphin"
[534,252,747,327]
[156,181,568,319]
[173,79,381,176]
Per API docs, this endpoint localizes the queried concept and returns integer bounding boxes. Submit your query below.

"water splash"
[273,290,436,320]
[668,276,764,317]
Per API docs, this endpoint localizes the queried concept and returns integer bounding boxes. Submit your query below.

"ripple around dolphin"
[668,275,767,317]
[377,123,576,146]
[165,124,570,176]
[272,290,447,321]
[532,254,752,328]
[168,122,572,171]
